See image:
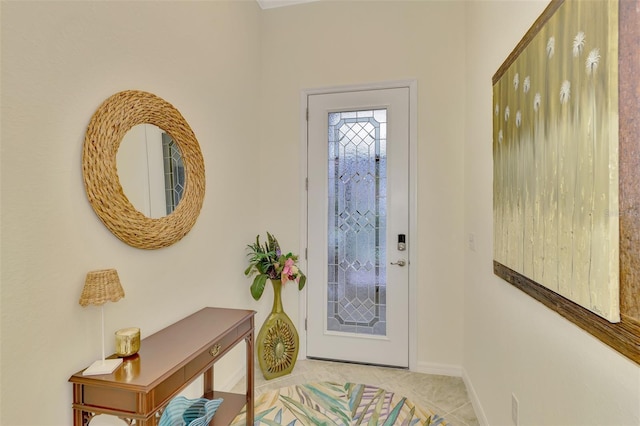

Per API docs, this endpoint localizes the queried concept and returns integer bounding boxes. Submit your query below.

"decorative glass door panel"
[327,110,387,336]
[162,133,185,215]
[307,87,410,367]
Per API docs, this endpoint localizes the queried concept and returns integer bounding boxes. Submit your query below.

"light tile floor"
[232,359,480,426]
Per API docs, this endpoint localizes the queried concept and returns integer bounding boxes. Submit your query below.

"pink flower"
[281,258,295,284]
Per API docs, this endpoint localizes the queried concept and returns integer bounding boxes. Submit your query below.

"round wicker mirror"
[82,90,205,249]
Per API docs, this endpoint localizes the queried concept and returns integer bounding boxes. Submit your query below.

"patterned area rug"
[231,381,446,425]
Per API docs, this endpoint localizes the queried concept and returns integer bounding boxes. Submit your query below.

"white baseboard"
[414,361,463,377]
[461,367,489,426]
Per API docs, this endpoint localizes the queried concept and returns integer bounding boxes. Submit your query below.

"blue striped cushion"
[159,396,223,426]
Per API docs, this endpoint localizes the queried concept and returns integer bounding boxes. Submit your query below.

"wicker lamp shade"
[79,269,125,307]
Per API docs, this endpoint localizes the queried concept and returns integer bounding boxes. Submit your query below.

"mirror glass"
[117,124,185,219]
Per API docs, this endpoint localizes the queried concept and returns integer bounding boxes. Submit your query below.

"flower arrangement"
[245,232,306,301]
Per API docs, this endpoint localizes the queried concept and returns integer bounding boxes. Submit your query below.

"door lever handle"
[390,259,407,267]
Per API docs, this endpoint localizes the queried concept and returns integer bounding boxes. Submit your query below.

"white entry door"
[306,87,410,367]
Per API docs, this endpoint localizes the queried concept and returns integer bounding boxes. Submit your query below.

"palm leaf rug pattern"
[231,382,446,426]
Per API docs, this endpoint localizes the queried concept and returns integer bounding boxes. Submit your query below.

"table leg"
[204,366,214,398]
[246,329,254,426]
[72,409,92,426]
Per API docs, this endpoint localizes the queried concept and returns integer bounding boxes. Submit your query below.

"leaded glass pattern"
[162,133,185,215]
[327,109,387,336]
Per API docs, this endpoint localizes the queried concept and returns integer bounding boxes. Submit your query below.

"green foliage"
[245,232,306,301]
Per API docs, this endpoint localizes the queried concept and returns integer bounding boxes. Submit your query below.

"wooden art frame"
[493,0,640,364]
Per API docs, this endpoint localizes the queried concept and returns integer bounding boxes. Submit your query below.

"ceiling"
[256,0,319,9]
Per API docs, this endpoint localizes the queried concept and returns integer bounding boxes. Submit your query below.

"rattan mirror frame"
[82,90,205,249]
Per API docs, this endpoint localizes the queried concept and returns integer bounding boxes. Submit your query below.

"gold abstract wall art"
[493,0,619,322]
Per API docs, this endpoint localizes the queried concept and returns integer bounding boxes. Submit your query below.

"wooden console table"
[69,307,255,425]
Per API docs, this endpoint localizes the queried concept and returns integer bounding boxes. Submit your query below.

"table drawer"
[154,368,186,407]
[83,385,137,413]
[184,329,238,380]
[237,317,252,337]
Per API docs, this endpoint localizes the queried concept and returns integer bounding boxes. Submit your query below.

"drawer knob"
[209,344,221,357]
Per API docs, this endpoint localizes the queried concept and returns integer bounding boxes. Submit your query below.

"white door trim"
[298,80,418,371]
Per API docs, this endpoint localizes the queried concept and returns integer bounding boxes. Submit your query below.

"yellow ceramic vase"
[256,279,299,380]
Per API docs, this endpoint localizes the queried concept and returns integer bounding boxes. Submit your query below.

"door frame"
[297,80,418,370]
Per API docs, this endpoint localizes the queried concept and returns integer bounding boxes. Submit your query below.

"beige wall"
[1,1,262,424]
[258,0,467,372]
[464,1,640,425]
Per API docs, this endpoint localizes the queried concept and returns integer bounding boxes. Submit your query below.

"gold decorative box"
[115,327,140,357]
